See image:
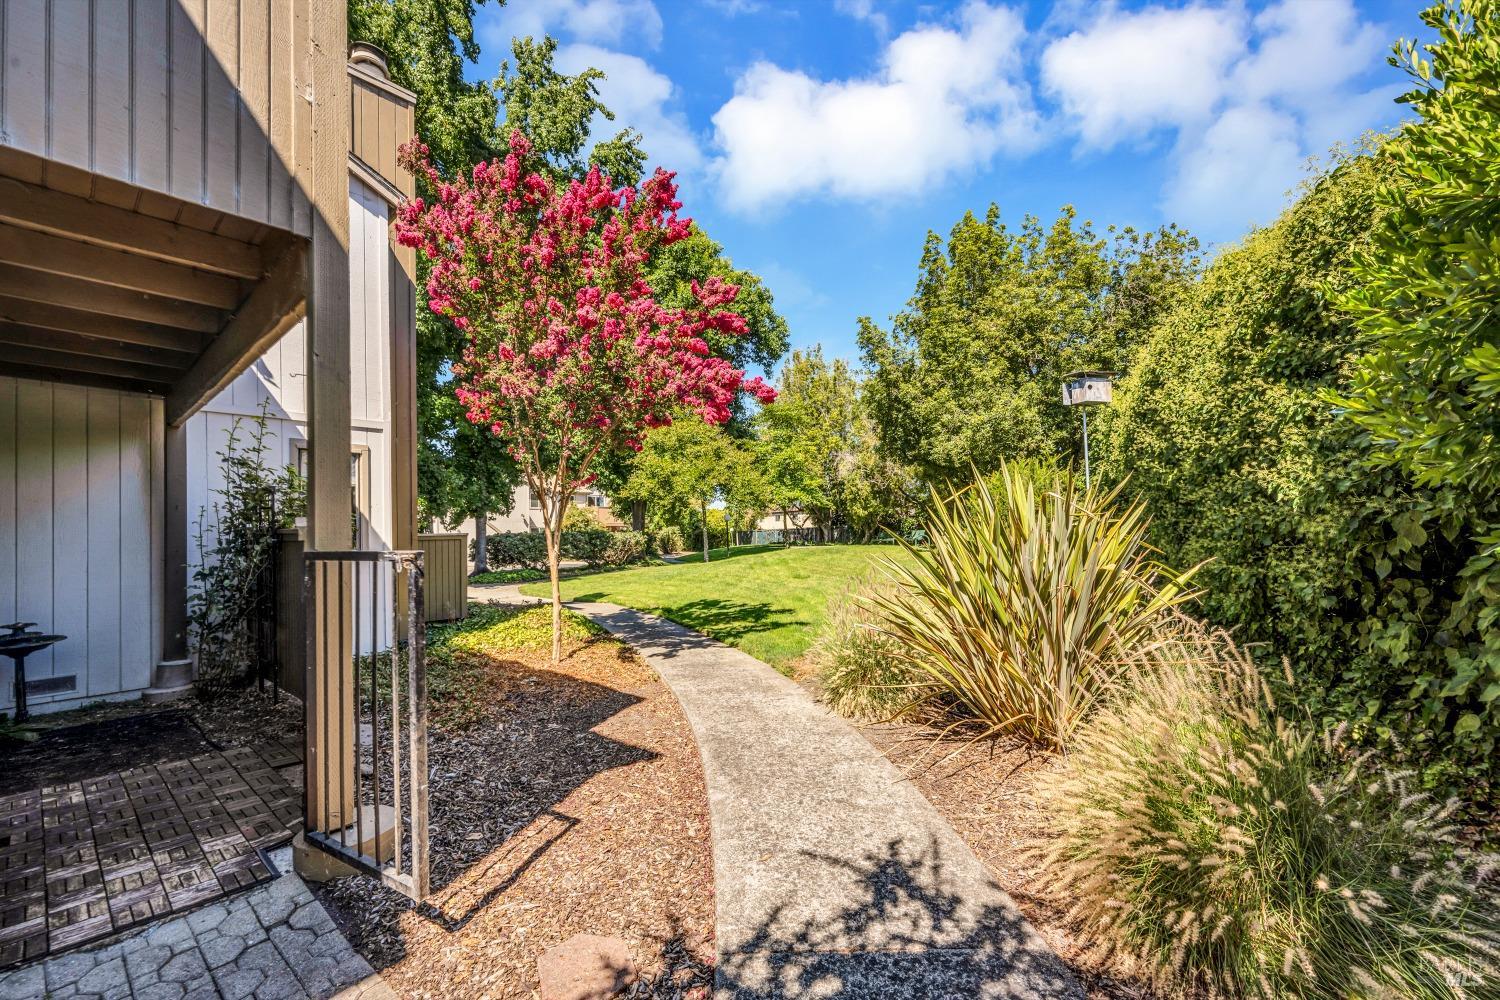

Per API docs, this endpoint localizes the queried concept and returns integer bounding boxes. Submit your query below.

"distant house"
[440,484,626,570]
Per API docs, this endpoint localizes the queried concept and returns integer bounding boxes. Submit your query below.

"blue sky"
[468,0,1422,374]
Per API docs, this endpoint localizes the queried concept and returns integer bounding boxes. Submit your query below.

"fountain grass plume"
[1031,625,1500,998]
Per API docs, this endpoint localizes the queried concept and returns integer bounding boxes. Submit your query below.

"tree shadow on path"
[714,836,1082,1000]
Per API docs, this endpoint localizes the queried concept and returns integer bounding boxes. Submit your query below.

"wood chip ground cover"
[315,603,716,999]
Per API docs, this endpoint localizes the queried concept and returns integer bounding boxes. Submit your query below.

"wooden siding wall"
[417,533,467,624]
[349,66,416,202]
[185,177,392,571]
[0,377,164,712]
[0,0,312,235]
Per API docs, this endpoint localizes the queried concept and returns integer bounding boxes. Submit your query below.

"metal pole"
[1082,408,1091,491]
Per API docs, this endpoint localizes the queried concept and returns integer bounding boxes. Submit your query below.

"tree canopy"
[859,208,1199,482]
[1332,0,1500,495]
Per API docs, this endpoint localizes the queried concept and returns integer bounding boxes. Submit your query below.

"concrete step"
[142,682,193,704]
[152,658,194,688]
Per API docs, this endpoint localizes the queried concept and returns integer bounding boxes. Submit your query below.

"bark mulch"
[859,723,1169,1000]
[314,604,715,1000]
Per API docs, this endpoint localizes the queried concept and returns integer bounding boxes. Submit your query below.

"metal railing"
[302,549,430,902]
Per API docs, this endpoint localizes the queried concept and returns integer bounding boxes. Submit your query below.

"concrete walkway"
[569,603,1081,1000]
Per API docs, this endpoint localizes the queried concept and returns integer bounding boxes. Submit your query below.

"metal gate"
[302,549,430,901]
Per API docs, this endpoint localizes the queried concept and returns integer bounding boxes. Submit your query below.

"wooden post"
[161,421,189,661]
[301,0,353,837]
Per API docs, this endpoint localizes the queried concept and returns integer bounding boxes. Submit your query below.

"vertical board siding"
[132,0,172,192]
[46,0,91,170]
[51,386,88,688]
[418,533,466,623]
[0,380,15,632]
[0,378,163,713]
[187,179,395,637]
[92,0,132,179]
[86,391,123,698]
[0,0,309,235]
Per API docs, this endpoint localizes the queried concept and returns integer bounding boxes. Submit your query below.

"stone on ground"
[537,933,637,1000]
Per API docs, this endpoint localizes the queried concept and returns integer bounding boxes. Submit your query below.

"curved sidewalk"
[568,602,1081,1000]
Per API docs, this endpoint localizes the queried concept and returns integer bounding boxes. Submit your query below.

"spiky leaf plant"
[1034,629,1500,998]
[865,465,1200,748]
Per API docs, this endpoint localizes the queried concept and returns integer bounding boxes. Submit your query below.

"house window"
[293,443,370,546]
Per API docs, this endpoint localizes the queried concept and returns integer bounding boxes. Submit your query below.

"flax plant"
[1034,629,1500,998]
[865,465,1200,749]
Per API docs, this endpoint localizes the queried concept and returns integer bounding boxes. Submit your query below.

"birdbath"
[0,623,66,722]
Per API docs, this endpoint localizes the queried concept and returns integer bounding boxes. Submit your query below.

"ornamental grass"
[1032,628,1500,998]
[864,465,1201,749]
[812,578,916,721]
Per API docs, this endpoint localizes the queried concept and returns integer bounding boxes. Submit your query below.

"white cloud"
[1041,0,1397,237]
[553,43,703,172]
[1164,104,1304,226]
[709,2,1039,211]
[1041,4,1246,149]
[835,0,891,36]
[483,0,664,51]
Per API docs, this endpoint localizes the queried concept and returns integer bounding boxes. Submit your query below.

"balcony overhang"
[0,146,307,426]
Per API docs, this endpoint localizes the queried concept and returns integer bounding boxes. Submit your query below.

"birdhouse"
[1062,370,1113,407]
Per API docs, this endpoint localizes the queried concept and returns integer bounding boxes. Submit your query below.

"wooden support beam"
[0,321,197,369]
[301,0,356,841]
[0,296,207,351]
[0,223,243,309]
[0,361,172,397]
[0,174,264,278]
[164,240,308,426]
[0,269,224,332]
[0,342,183,382]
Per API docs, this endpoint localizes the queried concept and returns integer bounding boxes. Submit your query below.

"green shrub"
[560,526,612,567]
[189,409,302,694]
[1103,148,1499,805]
[485,531,547,570]
[653,526,685,555]
[1034,629,1500,998]
[562,505,603,531]
[603,531,649,567]
[812,579,914,721]
[866,464,1200,748]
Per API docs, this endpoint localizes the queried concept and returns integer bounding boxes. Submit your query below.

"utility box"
[1062,370,1114,407]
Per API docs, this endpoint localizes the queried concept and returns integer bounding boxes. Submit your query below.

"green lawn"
[518,543,907,669]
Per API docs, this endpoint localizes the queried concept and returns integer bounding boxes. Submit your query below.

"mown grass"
[519,543,910,671]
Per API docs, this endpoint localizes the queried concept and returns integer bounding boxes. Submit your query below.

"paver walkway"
[0,865,391,1000]
[568,602,1082,1000]
[0,744,303,968]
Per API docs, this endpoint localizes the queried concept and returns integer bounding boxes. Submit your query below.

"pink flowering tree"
[395,132,775,661]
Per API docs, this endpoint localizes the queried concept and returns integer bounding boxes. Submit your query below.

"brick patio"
[0,742,303,969]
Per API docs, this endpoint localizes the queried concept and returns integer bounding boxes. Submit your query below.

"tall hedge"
[1103,150,1498,806]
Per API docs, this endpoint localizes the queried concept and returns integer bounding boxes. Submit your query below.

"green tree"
[349,0,522,546]
[750,348,858,537]
[498,35,647,185]
[619,420,756,561]
[860,207,1199,482]
[1105,148,1499,806]
[839,411,918,542]
[1331,0,1500,498]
